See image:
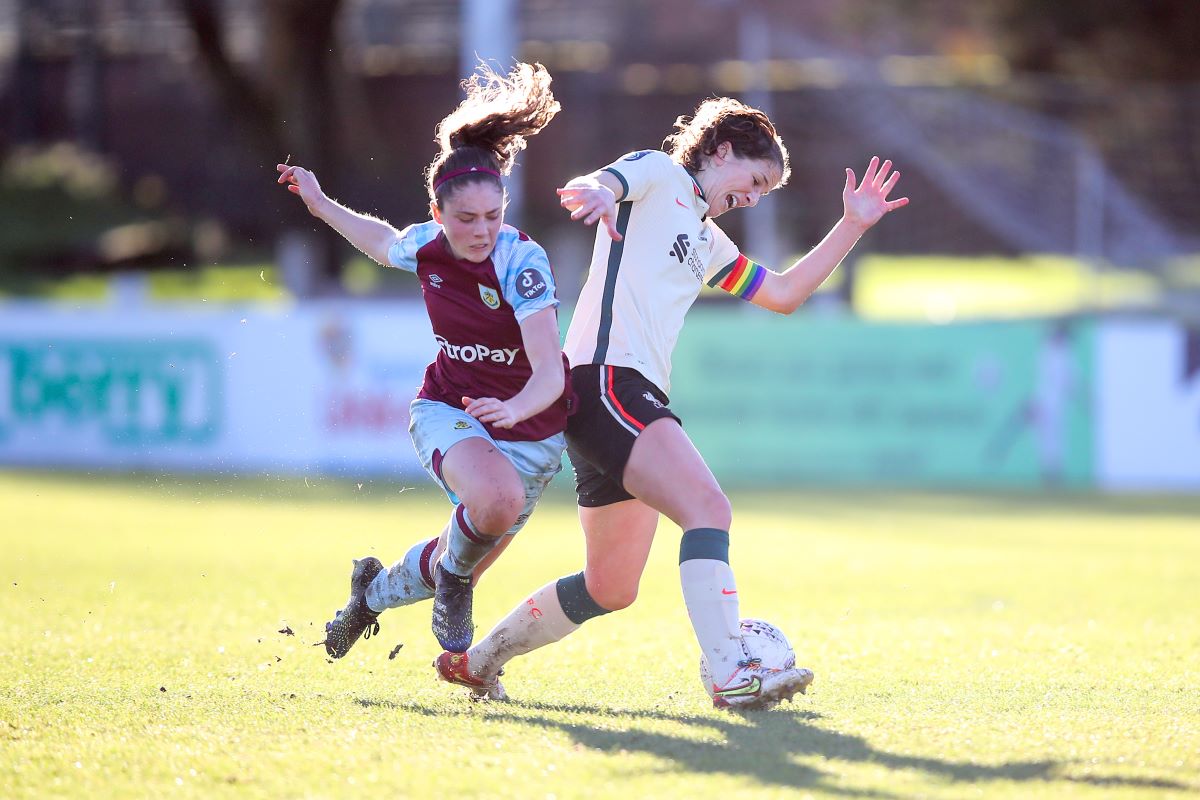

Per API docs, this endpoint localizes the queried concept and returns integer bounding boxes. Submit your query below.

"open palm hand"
[843,156,909,229]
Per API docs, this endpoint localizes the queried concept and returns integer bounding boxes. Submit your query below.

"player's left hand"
[463,396,520,429]
[843,156,909,229]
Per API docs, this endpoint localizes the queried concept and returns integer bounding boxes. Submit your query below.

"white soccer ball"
[699,618,796,697]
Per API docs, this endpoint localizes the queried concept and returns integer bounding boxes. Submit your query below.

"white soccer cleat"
[712,659,814,711]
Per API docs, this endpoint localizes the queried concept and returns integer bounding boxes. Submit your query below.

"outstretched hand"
[843,156,909,229]
[276,163,326,218]
[557,183,623,241]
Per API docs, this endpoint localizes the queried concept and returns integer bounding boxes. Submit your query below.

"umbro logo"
[428,274,443,288]
[668,234,690,263]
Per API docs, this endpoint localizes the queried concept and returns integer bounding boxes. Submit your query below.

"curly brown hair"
[425,62,561,206]
[663,97,790,187]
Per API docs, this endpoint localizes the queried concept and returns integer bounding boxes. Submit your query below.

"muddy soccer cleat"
[431,561,474,653]
[712,658,814,711]
[322,556,384,659]
[434,651,508,701]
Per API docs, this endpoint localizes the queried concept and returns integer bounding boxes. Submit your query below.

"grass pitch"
[2,471,1198,799]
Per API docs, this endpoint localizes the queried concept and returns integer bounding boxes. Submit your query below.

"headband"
[433,165,502,191]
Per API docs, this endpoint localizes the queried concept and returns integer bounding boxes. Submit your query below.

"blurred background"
[0,0,1197,491]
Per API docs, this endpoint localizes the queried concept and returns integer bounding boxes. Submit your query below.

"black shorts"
[565,364,681,507]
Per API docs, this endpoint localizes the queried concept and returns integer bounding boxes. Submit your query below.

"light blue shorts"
[408,398,566,536]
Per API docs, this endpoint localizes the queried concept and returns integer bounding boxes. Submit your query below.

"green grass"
[852,255,1164,321]
[0,264,290,304]
[7,253,1188,321]
[2,472,1198,799]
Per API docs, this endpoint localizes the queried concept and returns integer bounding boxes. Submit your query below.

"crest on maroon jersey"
[478,284,501,310]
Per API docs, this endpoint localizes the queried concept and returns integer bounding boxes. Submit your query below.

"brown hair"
[426,62,561,205]
[663,97,790,187]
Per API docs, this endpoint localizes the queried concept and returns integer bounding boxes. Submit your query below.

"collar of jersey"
[682,167,709,217]
[436,230,490,265]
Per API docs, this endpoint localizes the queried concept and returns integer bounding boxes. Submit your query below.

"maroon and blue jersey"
[387,220,570,442]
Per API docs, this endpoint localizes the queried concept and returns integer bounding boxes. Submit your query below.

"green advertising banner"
[0,339,221,446]
[668,311,1094,487]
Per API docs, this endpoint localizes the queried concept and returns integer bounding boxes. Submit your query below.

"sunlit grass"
[2,471,1197,798]
[147,264,287,303]
[6,254,1186,322]
[853,254,1163,322]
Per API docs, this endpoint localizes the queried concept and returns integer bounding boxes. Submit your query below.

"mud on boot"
[431,562,474,653]
[322,556,384,658]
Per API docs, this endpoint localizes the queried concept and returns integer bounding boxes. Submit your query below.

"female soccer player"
[436,97,908,709]
[276,62,571,659]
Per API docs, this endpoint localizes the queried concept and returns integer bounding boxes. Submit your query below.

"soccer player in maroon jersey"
[436,97,907,709]
[277,62,571,661]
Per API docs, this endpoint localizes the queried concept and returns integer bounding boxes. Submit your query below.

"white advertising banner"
[1097,318,1200,489]
[0,301,436,476]
[5,303,1199,491]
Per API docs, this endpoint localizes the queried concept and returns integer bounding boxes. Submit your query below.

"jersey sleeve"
[704,221,770,302]
[600,150,676,203]
[385,220,440,272]
[498,236,560,323]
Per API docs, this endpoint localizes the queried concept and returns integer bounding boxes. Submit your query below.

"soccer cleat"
[434,651,507,701]
[712,658,814,711]
[431,561,474,653]
[322,556,384,659]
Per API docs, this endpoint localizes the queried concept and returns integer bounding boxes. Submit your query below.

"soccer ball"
[699,618,796,697]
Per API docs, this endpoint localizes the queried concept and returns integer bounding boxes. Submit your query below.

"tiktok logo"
[668,233,690,263]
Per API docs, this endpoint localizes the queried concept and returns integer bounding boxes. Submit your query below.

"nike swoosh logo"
[675,198,688,208]
[721,588,738,595]
[715,676,761,697]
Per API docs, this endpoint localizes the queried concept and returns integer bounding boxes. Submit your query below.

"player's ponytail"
[664,97,791,187]
[426,62,561,206]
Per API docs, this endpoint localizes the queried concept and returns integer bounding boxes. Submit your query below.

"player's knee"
[585,575,638,611]
[689,489,732,530]
[557,571,616,623]
[466,487,523,536]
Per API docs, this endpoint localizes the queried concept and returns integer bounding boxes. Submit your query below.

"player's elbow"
[759,291,804,315]
[775,299,803,315]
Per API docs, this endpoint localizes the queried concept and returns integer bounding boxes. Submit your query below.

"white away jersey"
[563,150,742,394]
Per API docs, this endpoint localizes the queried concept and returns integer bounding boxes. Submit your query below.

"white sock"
[365,534,443,612]
[467,580,580,678]
[679,528,744,688]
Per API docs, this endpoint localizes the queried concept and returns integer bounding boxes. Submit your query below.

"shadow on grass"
[357,696,1189,797]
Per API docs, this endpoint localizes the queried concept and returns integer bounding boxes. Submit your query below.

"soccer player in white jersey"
[276,63,572,662]
[436,97,908,709]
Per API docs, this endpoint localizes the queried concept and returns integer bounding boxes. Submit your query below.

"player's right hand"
[276,163,326,217]
[463,396,521,429]
[557,184,622,241]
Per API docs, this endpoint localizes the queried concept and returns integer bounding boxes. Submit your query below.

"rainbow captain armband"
[709,254,767,301]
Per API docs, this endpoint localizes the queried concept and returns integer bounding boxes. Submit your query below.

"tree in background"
[995,0,1200,81]
[178,0,350,293]
[995,0,1200,212]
